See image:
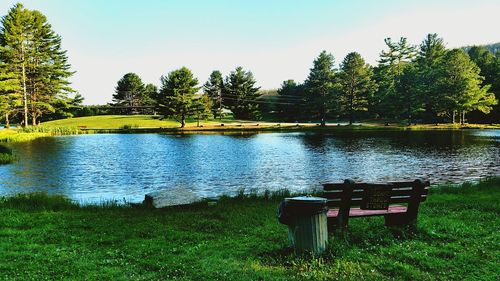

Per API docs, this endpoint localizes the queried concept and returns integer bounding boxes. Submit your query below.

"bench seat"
[327,205,407,218]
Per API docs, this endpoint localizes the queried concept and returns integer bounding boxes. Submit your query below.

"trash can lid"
[285,196,327,213]
[286,196,327,203]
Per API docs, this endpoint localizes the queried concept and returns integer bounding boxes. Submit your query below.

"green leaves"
[304,51,336,125]
[0,3,76,125]
[222,67,261,120]
[337,52,377,124]
[158,67,199,127]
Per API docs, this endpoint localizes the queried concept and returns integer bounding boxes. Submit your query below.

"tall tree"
[337,52,377,124]
[304,51,337,126]
[276,80,305,121]
[204,70,224,119]
[373,37,416,118]
[467,46,500,122]
[0,62,20,128]
[0,3,75,125]
[113,73,145,114]
[416,33,447,121]
[222,66,261,120]
[157,67,199,127]
[437,49,497,123]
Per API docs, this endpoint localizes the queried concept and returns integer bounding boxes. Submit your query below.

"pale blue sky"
[1,0,499,104]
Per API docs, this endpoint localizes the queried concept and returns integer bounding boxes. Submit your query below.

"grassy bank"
[0,178,498,280]
[41,115,500,133]
[0,144,14,164]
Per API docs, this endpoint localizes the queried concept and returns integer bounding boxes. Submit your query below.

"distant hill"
[463,42,500,54]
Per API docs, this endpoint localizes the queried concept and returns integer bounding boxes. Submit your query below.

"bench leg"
[384,214,416,227]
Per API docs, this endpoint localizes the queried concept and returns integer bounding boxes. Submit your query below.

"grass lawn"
[40,115,500,131]
[0,178,498,280]
[41,115,241,129]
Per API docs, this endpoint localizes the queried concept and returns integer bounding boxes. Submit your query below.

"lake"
[0,130,499,203]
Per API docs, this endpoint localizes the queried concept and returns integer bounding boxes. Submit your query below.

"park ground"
[0,178,498,280]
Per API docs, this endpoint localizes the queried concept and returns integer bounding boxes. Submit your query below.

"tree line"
[275,35,498,125]
[0,3,497,127]
[113,34,498,126]
[112,66,260,127]
[0,3,82,128]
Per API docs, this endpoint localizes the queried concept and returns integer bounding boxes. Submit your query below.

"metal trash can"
[278,196,328,254]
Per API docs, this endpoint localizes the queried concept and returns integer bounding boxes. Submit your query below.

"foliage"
[204,70,224,119]
[337,52,377,124]
[222,66,261,120]
[304,51,337,126]
[157,67,199,127]
[436,49,497,123]
[113,73,147,114]
[276,80,305,121]
[0,3,76,126]
[0,178,498,280]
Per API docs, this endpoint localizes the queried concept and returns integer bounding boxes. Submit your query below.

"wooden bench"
[322,179,430,229]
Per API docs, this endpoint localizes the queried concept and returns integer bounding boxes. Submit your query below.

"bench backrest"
[322,179,430,209]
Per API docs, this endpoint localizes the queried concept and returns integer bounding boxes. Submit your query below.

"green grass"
[41,115,239,129]
[0,178,498,280]
[0,144,14,164]
[41,115,500,132]
[0,129,50,143]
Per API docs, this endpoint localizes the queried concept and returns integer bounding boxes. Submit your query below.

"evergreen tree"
[373,38,416,118]
[276,80,305,121]
[191,94,212,127]
[0,62,20,128]
[0,3,75,125]
[113,73,145,114]
[395,65,423,123]
[158,67,199,127]
[337,52,377,124]
[204,70,223,119]
[222,66,261,120]
[437,49,497,123]
[416,33,447,121]
[304,51,337,126]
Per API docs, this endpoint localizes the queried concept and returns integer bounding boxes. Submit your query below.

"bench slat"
[323,187,428,200]
[327,205,408,218]
[326,195,427,207]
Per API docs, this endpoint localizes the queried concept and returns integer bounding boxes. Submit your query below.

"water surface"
[0,130,498,203]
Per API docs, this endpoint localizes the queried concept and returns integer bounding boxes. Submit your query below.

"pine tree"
[416,34,447,121]
[304,51,337,126]
[204,70,223,120]
[0,3,75,125]
[158,67,199,127]
[0,62,20,128]
[373,38,416,118]
[222,67,261,120]
[276,80,305,121]
[113,73,145,114]
[337,52,377,124]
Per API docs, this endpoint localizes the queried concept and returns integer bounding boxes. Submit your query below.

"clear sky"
[1,0,499,105]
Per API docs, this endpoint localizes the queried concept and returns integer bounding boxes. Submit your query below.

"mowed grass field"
[40,115,500,130]
[0,178,498,280]
[40,115,240,129]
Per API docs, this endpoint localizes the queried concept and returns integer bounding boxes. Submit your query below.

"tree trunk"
[452,111,456,124]
[181,113,185,128]
[21,63,28,127]
[462,111,466,125]
[32,115,37,126]
[349,94,354,125]
[5,113,9,129]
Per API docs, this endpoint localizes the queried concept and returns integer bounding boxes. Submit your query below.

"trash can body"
[279,196,328,254]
